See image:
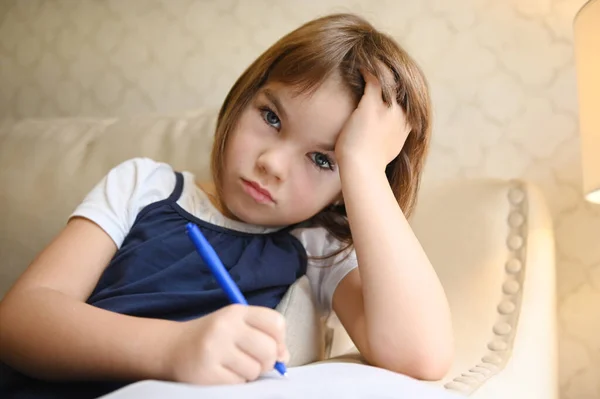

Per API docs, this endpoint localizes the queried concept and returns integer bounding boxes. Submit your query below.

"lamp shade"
[574,0,600,203]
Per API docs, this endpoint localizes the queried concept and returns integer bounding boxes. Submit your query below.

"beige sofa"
[0,109,558,398]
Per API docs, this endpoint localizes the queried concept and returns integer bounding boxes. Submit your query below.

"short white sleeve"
[291,227,358,314]
[69,157,176,248]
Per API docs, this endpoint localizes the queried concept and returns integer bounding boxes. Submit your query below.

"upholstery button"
[482,354,502,364]
[488,340,508,351]
[508,211,524,227]
[462,372,484,381]
[503,280,520,294]
[493,322,512,335]
[444,382,470,391]
[498,300,516,314]
[505,258,522,273]
[481,354,502,365]
[507,235,523,250]
[454,376,477,385]
[508,188,525,204]
[477,362,499,372]
[469,366,491,375]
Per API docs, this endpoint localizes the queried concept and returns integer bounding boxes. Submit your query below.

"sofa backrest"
[0,109,219,297]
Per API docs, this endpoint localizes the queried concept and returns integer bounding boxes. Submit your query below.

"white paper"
[99,362,465,399]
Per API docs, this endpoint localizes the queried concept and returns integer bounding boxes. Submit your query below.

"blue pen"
[185,222,288,377]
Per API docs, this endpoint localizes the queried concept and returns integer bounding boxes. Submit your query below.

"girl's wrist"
[136,318,183,382]
[338,155,387,181]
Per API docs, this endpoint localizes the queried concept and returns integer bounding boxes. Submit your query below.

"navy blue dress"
[1,172,307,398]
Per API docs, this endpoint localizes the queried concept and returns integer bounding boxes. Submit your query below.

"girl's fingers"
[243,307,287,360]
[222,349,263,382]
[360,65,398,109]
[359,67,383,105]
[236,327,279,372]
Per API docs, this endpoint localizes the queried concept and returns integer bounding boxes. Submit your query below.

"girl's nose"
[256,146,290,182]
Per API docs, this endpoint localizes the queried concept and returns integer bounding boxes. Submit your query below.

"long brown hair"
[211,13,432,253]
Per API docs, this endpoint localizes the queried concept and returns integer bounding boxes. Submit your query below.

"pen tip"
[274,362,287,377]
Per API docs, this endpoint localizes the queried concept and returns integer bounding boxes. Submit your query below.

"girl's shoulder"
[290,225,348,260]
[70,157,179,248]
[291,225,357,313]
[105,157,176,187]
[92,157,180,212]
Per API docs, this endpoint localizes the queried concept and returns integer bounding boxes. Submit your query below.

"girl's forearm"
[339,160,453,375]
[0,287,178,382]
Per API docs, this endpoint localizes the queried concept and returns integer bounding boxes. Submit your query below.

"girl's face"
[220,75,355,227]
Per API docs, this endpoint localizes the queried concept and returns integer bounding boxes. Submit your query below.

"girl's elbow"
[411,349,454,381]
[369,342,454,381]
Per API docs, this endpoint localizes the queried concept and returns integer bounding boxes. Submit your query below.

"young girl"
[0,13,453,398]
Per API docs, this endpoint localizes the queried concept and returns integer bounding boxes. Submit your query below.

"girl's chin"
[228,205,295,228]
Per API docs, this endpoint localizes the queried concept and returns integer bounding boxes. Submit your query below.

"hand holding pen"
[168,222,288,384]
[164,302,290,384]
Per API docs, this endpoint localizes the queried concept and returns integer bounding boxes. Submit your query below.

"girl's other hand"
[165,304,289,385]
[335,67,411,171]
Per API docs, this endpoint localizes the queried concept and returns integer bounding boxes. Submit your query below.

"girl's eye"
[260,107,281,129]
[309,152,335,171]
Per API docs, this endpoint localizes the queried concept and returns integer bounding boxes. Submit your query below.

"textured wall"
[0,0,598,397]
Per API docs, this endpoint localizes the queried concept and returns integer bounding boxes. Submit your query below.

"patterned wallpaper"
[1,0,598,397]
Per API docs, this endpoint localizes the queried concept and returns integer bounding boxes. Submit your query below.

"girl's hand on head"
[165,304,289,385]
[335,67,411,171]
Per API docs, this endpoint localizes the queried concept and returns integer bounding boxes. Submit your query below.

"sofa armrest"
[323,179,558,398]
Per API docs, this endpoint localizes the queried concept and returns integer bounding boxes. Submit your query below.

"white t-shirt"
[70,157,357,314]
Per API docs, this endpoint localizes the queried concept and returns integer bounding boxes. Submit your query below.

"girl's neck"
[196,180,239,221]
[197,181,222,211]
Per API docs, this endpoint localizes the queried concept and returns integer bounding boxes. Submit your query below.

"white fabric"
[98,362,464,399]
[70,157,358,314]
